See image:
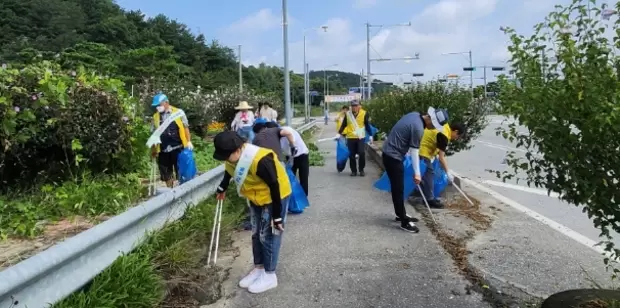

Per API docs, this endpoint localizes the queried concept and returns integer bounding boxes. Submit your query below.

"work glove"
[273,217,284,232]
[290,146,298,157]
[448,173,455,183]
[216,186,226,200]
[186,142,194,150]
[368,136,374,144]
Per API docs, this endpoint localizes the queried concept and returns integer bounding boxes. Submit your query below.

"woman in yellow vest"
[337,100,373,176]
[418,121,466,208]
[213,130,292,294]
[151,93,193,188]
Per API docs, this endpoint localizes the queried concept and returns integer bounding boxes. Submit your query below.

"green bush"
[495,0,620,265]
[0,61,147,190]
[365,82,491,154]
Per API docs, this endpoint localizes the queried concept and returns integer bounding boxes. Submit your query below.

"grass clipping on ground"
[301,127,325,167]
[53,192,247,308]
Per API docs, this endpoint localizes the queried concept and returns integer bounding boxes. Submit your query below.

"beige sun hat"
[235,101,253,110]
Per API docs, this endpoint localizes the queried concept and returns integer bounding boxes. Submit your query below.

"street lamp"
[442,51,473,96]
[282,0,292,125]
[326,73,338,96]
[323,64,338,97]
[238,45,243,94]
[303,25,328,122]
[366,21,413,100]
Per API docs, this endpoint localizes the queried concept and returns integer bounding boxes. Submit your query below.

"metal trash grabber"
[148,158,157,196]
[450,177,475,206]
[316,135,340,143]
[207,199,224,265]
[417,184,438,224]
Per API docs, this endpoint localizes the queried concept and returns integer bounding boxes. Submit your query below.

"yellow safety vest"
[344,109,367,139]
[419,124,452,159]
[336,112,353,136]
[225,147,292,206]
[152,106,189,153]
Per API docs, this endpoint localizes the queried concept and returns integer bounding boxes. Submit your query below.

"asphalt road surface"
[450,115,620,249]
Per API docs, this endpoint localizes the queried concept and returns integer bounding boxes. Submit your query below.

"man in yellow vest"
[213,131,292,294]
[337,100,373,176]
[151,93,193,188]
[419,121,466,208]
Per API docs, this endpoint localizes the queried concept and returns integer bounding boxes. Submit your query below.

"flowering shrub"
[134,79,282,136]
[0,61,146,190]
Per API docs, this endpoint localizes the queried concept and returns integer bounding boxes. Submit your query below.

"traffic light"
[463,67,475,71]
[404,82,412,85]
[438,78,447,82]
[412,73,424,77]
[491,67,505,71]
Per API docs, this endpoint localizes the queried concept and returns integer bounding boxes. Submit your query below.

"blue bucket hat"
[152,93,168,107]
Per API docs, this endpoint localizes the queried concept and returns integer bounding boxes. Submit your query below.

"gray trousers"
[420,157,436,201]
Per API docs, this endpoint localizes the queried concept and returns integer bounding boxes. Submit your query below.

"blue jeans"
[250,197,290,272]
[237,126,255,142]
[420,157,436,200]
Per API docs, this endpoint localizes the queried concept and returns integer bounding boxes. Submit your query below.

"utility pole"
[468,50,473,98]
[281,0,292,125]
[366,22,413,101]
[305,63,310,121]
[366,22,371,101]
[303,35,308,122]
[238,45,243,93]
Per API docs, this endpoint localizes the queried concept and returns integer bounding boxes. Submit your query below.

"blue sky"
[116,0,573,85]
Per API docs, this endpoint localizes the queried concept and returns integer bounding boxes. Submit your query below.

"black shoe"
[429,199,445,209]
[350,172,357,177]
[400,221,420,233]
[359,171,365,177]
[395,215,419,223]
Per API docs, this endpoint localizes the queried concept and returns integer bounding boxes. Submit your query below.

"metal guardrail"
[0,119,318,308]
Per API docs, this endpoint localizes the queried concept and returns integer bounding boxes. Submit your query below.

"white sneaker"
[239,268,264,289]
[248,271,278,294]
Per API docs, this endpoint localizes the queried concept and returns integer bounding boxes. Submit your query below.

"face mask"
[156,106,165,113]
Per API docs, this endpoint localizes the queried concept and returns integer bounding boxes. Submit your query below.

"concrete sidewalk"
[209,124,488,308]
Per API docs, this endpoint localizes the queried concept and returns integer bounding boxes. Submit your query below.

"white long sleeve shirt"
[231,111,255,131]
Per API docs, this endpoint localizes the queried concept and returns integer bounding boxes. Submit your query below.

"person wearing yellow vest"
[337,100,373,176]
[419,121,466,209]
[150,93,193,188]
[213,131,292,294]
[335,105,349,130]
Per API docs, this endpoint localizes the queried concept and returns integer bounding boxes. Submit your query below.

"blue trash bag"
[364,125,379,144]
[374,156,428,200]
[177,148,197,184]
[432,158,449,197]
[285,166,309,214]
[336,137,349,172]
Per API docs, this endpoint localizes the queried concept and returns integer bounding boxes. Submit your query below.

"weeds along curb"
[52,193,247,308]
[365,142,542,308]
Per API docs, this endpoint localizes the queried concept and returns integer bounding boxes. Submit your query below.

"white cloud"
[231,0,569,86]
[226,9,281,34]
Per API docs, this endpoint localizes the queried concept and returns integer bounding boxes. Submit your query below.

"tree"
[495,0,620,269]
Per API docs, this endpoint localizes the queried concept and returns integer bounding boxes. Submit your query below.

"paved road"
[450,115,620,248]
[211,122,489,308]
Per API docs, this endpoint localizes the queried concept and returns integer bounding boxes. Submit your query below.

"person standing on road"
[338,100,373,177]
[278,125,311,196]
[259,102,278,122]
[214,131,291,294]
[381,107,448,233]
[150,93,193,188]
[419,121,466,209]
[252,119,297,162]
[231,101,256,142]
